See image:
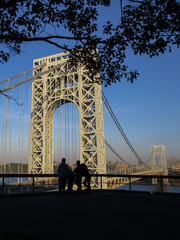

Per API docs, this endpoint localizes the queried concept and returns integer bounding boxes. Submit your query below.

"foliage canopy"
[0,0,179,85]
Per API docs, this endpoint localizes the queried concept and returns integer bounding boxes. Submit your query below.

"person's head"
[76,160,80,166]
[62,158,66,163]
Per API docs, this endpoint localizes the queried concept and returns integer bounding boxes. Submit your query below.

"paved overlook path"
[0,190,180,240]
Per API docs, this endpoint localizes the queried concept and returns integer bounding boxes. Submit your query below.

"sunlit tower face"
[151,145,167,170]
[29,52,106,177]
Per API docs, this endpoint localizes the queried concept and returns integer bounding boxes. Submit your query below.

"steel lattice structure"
[29,52,106,176]
[151,145,167,170]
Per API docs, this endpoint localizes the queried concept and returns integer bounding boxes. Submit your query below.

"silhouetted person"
[74,160,82,191]
[67,167,74,191]
[74,160,91,191]
[57,158,71,192]
[81,163,91,191]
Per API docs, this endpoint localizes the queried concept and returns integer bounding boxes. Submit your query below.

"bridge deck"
[0,190,179,240]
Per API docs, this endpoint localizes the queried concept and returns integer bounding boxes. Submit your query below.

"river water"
[0,178,29,184]
[115,183,180,194]
[1,177,180,194]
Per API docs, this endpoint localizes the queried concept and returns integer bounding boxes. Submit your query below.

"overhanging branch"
[0,0,27,9]
[0,34,88,42]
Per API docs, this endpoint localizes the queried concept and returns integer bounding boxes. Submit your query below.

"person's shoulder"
[65,163,70,168]
[81,163,87,168]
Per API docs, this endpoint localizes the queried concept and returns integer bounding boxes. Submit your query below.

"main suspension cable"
[102,91,145,166]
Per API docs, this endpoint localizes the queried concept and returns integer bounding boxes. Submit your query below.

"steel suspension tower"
[151,145,167,172]
[29,52,106,176]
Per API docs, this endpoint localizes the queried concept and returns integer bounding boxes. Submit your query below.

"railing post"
[129,177,131,191]
[160,177,163,193]
[32,176,35,193]
[2,177,5,196]
[101,176,102,190]
[58,177,61,192]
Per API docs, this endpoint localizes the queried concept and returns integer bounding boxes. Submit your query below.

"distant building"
[106,161,129,174]
[167,157,180,170]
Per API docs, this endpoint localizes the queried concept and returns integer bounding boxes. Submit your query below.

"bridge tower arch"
[29,52,106,176]
[151,145,167,170]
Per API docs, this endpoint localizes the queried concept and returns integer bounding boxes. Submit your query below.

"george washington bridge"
[0,52,168,187]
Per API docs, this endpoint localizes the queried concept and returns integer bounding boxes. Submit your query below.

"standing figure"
[68,167,74,191]
[57,158,71,192]
[74,160,82,191]
[74,160,91,191]
[81,163,91,191]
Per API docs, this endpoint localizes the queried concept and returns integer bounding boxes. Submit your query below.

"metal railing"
[96,174,180,193]
[0,174,180,196]
[0,174,57,196]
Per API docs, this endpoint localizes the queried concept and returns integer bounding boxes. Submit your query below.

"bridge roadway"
[107,168,165,185]
[0,190,179,240]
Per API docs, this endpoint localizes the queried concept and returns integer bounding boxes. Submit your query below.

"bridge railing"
[0,174,180,196]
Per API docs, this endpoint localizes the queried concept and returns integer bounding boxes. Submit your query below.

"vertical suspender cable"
[105,109,108,146]
[107,108,109,164]
[109,107,111,163]
[60,99,61,161]
[28,82,31,173]
[4,89,9,174]
[18,85,22,174]
[121,130,122,168]
[67,103,69,163]
[71,102,74,166]
[21,83,25,173]
[114,119,117,164]
[110,110,112,163]
[126,143,128,170]
[123,137,124,168]
[72,77,74,166]
[116,126,119,163]
[66,103,68,162]
[113,118,115,164]
[8,89,13,173]
[57,108,59,163]
[74,102,77,161]
[64,100,66,158]
[124,139,126,169]
[117,129,120,165]
[1,95,5,173]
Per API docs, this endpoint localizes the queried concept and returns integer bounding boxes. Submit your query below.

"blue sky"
[103,48,180,162]
[0,1,180,164]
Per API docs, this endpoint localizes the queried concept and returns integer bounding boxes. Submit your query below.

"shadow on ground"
[0,190,180,240]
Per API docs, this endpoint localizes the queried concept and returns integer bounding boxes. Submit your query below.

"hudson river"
[115,183,180,194]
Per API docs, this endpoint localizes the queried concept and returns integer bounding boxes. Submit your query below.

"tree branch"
[0,91,23,106]
[0,34,88,42]
[43,39,71,52]
[128,0,144,3]
[0,0,27,9]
